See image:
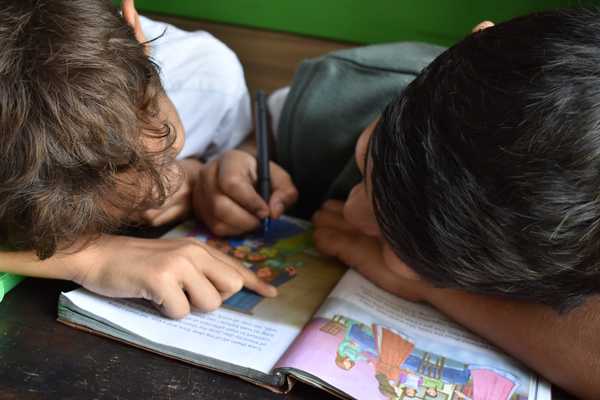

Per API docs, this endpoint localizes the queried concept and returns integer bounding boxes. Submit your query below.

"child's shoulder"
[140,16,244,96]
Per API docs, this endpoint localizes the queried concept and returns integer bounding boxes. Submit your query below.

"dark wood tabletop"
[0,278,336,400]
[0,279,577,400]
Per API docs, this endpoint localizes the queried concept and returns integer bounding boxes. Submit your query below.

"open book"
[58,217,551,400]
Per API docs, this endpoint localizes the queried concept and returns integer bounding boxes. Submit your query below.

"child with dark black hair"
[205,9,600,398]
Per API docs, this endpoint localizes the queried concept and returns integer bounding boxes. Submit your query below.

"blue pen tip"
[263,218,271,237]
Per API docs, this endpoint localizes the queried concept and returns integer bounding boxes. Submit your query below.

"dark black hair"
[371,7,600,311]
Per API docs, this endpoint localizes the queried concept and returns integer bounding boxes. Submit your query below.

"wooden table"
[1,279,576,400]
[0,278,335,400]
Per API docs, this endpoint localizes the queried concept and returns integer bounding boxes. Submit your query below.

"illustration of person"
[394,384,418,400]
[376,372,411,400]
[398,369,423,391]
[205,238,232,254]
[232,245,251,260]
[421,376,444,397]
[335,320,378,371]
[335,353,357,371]
[402,387,418,398]
[454,390,473,400]
[284,265,297,277]
[256,266,274,282]
[466,367,518,400]
[254,264,297,286]
[424,387,439,399]
[373,324,415,381]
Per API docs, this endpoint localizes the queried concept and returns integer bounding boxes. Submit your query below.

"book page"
[61,217,346,375]
[63,289,297,374]
[276,270,550,400]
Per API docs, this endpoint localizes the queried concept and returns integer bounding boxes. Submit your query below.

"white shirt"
[140,16,251,160]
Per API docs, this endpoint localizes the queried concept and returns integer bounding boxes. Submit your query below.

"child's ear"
[122,0,148,47]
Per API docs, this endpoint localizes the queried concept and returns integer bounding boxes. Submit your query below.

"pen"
[255,90,271,234]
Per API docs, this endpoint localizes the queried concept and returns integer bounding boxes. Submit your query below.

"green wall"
[125,1,596,46]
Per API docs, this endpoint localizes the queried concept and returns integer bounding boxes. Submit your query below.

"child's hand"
[312,200,433,303]
[193,149,298,236]
[140,158,203,227]
[69,234,278,319]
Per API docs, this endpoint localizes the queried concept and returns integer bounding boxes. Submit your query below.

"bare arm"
[427,289,600,399]
[0,235,276,319]
[0,249,81,281]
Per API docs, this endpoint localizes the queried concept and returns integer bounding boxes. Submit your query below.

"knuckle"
[222,149,238,160]
[146,274,165,292]
[157,253,193,274]
[180,241,199,254]
[152,268,177,289]
[179,241,209,259]
[221,176,244,194]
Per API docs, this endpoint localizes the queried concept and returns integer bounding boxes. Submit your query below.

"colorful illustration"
[329,315,378,370]
[324,314,519,400]
[187,219,305,314]
[277,316,529,400]
[165,217,346,327]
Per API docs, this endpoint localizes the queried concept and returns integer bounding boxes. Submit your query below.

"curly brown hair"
[0,0,178,258]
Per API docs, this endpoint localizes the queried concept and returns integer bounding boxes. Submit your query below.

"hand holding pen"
[190,91,298,237]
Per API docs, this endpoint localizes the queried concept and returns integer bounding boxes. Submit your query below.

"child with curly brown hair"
[0,0,299,318]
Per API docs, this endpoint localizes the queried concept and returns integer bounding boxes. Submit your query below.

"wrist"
[0,238,102,282]
[179,158,204,188]
[61,239,104,285]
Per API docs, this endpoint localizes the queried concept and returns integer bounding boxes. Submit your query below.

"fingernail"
[257,208,269,219]
[267,285,278,297]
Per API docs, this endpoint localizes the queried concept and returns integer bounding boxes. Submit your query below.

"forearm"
[0,248,83,281]
[427,289,600,398]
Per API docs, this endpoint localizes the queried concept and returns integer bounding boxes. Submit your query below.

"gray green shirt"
[276,42,445,218]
